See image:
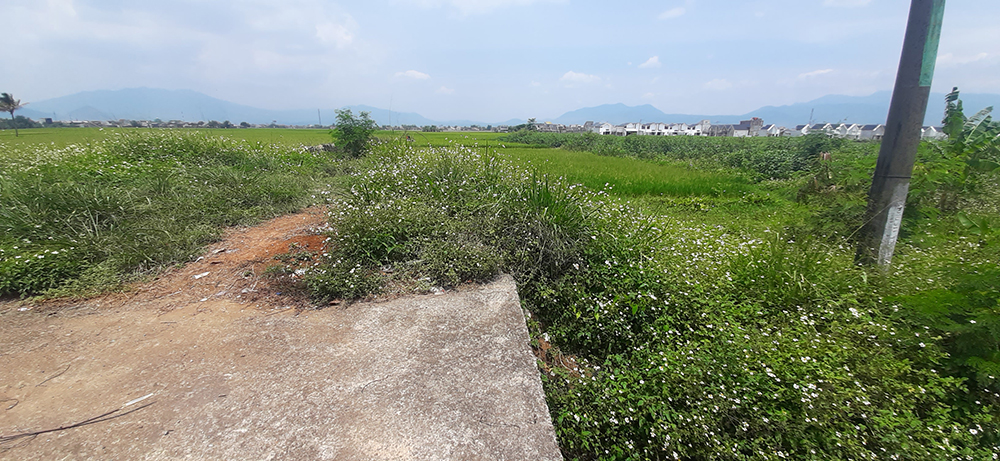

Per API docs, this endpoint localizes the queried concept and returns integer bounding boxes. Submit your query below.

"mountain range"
[18,87,1000,128]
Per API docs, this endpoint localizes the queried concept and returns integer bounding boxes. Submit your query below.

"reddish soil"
[0,207,334,459]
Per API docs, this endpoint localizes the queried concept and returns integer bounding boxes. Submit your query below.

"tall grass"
[501,146,754,197]
[305,140,1000,460]
[0,132,338,296]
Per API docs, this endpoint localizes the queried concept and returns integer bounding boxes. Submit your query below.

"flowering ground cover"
[0,126,338,148]
[3,128,997,459]
[305,136,999,460]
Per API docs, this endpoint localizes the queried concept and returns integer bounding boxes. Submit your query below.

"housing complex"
[537,118,948,140]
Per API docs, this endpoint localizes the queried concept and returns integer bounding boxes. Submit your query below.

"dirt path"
[0,208,562,460]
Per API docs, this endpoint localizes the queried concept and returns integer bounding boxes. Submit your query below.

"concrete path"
[0,210,561,460]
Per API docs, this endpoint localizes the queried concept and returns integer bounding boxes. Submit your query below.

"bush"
[331,109,377,158]
[304,141,1000,459]
[0,132,337,296]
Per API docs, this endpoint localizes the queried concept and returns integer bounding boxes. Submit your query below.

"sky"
[2,0,998,122]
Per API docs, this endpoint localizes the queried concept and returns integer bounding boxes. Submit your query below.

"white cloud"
[315,22,354,48]
[822,0,872,7]
[436,86,455,94]
[658,7,685,20]
[530,81,542,87]
[642,92,656,99]
[638,56,661,69]
[937,52,990,67]
[394,0,567,15]
[560,71,601,84]
[703,78,733,91]
[396,70,431,79]
[798,69,834,79]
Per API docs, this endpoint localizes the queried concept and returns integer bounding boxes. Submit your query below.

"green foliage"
[0,115,42,130]
[499,131,847,181]
[306,143,598,301]
[0,132,338,296]
[331,109,377,158]
[508,117,538,133]
[910,88,1000,215]
[304,141,1000,459]
[891,239,1000,412]
[0,92,27,137]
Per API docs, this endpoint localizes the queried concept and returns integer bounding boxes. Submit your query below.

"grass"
[302,136,1000,460]
[379,130,507,148]
[5,127,998,458]
[0,126,337,148]
[0,131,341,297]
[500,145,755,197]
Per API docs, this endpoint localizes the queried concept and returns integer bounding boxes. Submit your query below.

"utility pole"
[856,0,946,267]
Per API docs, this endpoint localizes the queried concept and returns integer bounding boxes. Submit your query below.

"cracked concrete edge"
[482,274,564,460]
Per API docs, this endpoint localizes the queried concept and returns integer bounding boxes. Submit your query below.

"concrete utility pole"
[856,0,946,267]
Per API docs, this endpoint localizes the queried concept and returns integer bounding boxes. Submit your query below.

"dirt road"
[0,208,561,460]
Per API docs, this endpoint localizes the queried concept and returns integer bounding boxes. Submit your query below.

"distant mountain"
[19,88,506,127]
[745,91,1000,127]
[550,103,745,126]
[17,87,1000,129]
[552,92,1000,128]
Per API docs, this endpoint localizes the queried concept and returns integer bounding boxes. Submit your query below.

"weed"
[0,131,340,297]
[304,139,1000,459]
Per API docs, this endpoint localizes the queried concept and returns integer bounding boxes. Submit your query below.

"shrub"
[331,109,377,158]
[304,141,1000,459]
[0,132,336,296]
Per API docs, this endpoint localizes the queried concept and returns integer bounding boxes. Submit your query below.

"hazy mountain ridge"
[551,92,1000,127]
[19,88,517,127]
[18,87,1000,128]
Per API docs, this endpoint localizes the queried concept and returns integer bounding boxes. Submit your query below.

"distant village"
[523,118,949,141]
[24,116,949,140]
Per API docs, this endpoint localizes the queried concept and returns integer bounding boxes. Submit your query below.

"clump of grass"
[306,141,602,300]
[0,132,339,297]
[305,140,1000,459]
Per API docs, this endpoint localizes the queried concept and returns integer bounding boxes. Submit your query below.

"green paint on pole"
[919,0,946,87]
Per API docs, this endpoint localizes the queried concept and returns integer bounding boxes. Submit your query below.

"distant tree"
[129,120,142,128]
[222,120,234,129]
[240,121,251,128]
[207,120,221,128]
[0,93,27,137]
[0,116,41,130]
[511,117,537,132]
[942,87,966,140]
[422,125,439,132]
[331,109,377,158]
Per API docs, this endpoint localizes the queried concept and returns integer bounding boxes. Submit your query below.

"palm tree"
[0,93,27,137]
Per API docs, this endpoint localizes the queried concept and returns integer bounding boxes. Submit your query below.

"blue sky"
[2,0,997,122]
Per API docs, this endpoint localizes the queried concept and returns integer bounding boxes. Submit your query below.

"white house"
[922,126,947,140]
[784,125,808,137]
[833,123,863,140]
[729,118,764,137]
[599,123,625,136]
[844,124,863,140]
[812,123,835,136]
[641,122,669,136]
[859,124,884,141]
[758,124,782,137]
[687,120,711,136]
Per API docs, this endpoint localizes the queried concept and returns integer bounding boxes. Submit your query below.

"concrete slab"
[0,275,562,460]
